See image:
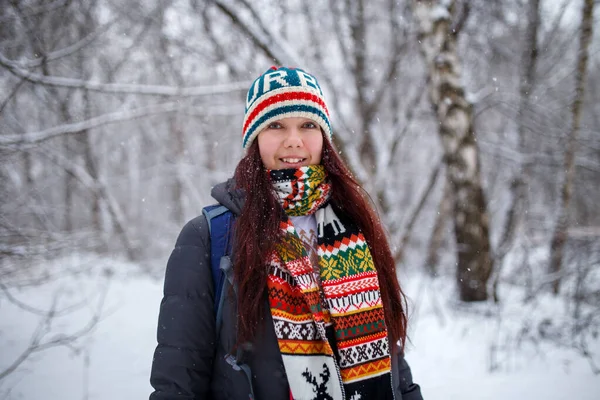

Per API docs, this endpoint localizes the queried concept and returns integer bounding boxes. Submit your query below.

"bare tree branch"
[0,52,250,97]
[27,147,137,260]
[389,80,428,159]
[8,19,117,69]
[329,0,351,67]
[0,102,240,146]
[210,0,283,65]
[0,78,27,116]
[538,0,572,53]
[394,159,443,262]
[0,279,109,381]
[0,281,87,317]
[2,0,69,21]
[365,8,409,120]
[451,0,471,37]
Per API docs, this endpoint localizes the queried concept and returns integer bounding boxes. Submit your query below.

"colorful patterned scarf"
[267,165,393,400]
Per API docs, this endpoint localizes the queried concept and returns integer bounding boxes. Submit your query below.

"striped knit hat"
[242,66,331,151]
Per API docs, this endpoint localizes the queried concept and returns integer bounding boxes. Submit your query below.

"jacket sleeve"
[150,216,215,400]
[397,354,423,400]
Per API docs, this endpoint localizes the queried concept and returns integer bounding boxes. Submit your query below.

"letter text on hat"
[297,70,322,95]
[263,70,289,92]
[246,79,261,108]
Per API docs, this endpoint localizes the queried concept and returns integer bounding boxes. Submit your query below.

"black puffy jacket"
[149,179,423,400]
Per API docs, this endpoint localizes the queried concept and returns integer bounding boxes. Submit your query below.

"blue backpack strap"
[202,204,254,400]
[202,204,234,315]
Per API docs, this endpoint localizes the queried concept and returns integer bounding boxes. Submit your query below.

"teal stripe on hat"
[242,104,331,149]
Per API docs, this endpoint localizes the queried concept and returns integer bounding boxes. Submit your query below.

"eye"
[302,121,317,129]
[267,121,283,129]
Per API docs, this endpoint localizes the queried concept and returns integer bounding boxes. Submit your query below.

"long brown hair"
[233,137,408,350]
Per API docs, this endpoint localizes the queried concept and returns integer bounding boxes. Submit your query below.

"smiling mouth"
[280,158,307,164]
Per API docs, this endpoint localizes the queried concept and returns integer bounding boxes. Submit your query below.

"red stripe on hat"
[243,91,330,135]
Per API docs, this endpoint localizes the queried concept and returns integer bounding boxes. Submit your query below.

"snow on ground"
[403,273,600,399]
[1,254,599,399]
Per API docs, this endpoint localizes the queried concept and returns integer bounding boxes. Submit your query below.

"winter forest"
[1,0,599,398]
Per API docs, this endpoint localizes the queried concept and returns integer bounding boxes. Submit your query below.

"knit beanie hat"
[242,66,332,151]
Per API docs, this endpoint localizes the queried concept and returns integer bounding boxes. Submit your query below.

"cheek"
[258,134,279,167]
[309,134,324,162]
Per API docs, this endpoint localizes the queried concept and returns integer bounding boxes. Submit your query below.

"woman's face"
[257,117,323,170]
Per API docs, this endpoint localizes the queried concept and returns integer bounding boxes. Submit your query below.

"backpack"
[202,204,234,330]
[202,204,256,400]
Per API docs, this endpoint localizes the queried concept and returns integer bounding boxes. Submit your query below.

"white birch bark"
[412,0,494,301]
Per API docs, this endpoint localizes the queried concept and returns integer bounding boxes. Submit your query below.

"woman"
[149,67,422,400]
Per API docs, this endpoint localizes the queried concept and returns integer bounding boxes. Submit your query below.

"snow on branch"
[212,0,303,67]
[0,101,240,146]
[11,19,118,69]
[0,52,251,97]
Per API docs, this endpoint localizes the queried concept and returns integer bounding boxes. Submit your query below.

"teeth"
[282,158,303,163]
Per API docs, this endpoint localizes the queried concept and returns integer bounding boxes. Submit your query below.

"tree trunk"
[412,0,494,301]
[548,0,595,295]
[492,0,541,302]
[348,0,376,174]
[80,118,102,235]
[78,9,103,246]
[497,0,540,261]
[64,136,74,232]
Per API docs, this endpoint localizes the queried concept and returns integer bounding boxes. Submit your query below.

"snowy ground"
[1,254,599,399]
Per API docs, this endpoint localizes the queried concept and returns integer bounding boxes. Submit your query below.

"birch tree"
[412,0,494,301]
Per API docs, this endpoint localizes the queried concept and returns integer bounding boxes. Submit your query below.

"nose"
[283,126,303,148]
